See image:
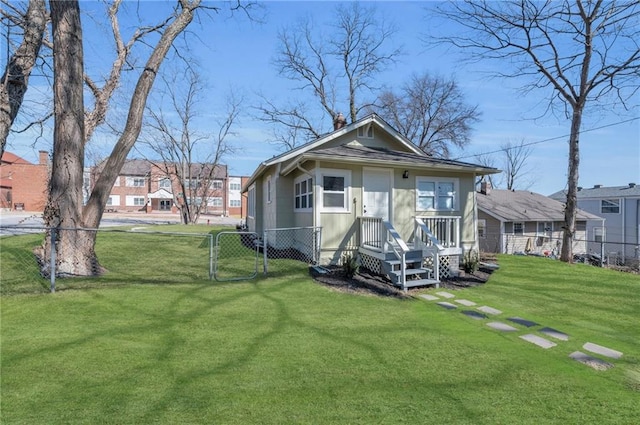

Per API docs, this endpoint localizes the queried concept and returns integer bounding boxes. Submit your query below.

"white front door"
[363,168,391,220]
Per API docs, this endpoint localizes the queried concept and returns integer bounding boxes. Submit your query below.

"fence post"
[263,230,268,275]
[600,240,605,267]
[209,233,214,280]
[50,228,57,293]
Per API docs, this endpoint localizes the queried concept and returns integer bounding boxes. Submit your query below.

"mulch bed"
[310,259,497,299]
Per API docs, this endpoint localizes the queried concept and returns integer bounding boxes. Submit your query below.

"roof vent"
[577,186,582,191]
[629,183,636,188]
[593,184,602,188]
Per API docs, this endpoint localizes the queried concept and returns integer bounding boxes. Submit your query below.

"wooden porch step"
[392,278,439,288]
[388,268,432,277]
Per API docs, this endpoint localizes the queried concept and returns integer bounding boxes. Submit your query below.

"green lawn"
[1,229,639,424]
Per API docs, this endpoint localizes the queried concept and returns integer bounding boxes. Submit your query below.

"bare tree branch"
[428,0,640,262]
[0,0,47,158]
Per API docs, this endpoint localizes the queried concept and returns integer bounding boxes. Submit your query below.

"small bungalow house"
[244,114,498,289]
[477,184,604,256]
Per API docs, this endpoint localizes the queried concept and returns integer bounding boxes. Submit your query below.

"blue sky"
[6,1,639,196]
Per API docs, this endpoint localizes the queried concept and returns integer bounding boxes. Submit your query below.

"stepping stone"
[436,291,455,299]
[462,310,488,320]
[454,299,476,306]
[419,294,439,301]
[477,306,502,315]
[539,327,569,341]
[436,302,457,310]
[569,351,614,371]
[583,342,623,359]
[519,334,557,349]
[486,322,518,332]
[507,317,539,328]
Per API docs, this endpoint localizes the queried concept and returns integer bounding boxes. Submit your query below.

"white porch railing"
[358,217,411,288]
[415,216,461,249]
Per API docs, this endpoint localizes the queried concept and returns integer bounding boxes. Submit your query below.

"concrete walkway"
[418,292,623,371]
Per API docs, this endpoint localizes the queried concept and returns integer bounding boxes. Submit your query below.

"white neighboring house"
[550,183,640,264]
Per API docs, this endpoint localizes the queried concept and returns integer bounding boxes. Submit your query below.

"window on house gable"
[294,176,313,211]
[320,169,350,212]
[357,125,374,139]
[601,199,620,214]
[416,178,458,211]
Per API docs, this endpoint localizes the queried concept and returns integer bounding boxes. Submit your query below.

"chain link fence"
[483,234,640,272]
[261,227,322,276]
[1,226,323,294]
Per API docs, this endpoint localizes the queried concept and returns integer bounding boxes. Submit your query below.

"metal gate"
[214,231,260,281]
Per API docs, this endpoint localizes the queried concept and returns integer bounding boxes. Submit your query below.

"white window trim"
[478,219,486,239]
[319,168,351,213]
[294,174,313,213]
[536,221,553,238]
[247,184,256,219]
[513,222,524,235]
[415,177,459,212]
[266,176,272,204]
[601,199,620,214]
[358,125,374,139]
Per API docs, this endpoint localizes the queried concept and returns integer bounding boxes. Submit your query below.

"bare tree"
[41,0,231,277]
[371,72,480,157]
[502,139,534,191]
[0,0,47,158]
[257,2,401,149]
[431,0,640,262]
[474,153,499,189]
[139,63,242,224]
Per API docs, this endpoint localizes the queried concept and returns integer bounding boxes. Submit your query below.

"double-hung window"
[294,176,313,212]
[513,222,524,235]
[320,169,350,212]
[537,221,552,238]
[416,177,458,211]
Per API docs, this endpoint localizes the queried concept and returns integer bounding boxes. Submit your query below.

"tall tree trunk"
[0,0,47,158]
[560,108,582,262]
[42,0,98,276]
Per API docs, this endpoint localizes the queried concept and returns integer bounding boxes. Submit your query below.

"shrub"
[462,249,479,274]
[341,253,360,278]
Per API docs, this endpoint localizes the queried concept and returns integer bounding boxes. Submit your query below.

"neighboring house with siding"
[477,184,603,256]
[244,113,498,289]
[550,184,640,263]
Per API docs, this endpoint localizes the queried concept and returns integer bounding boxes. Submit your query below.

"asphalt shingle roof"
[549,184,640,200]
[478,189,602,222]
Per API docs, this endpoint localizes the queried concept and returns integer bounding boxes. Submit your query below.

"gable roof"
[245,113,498,189]
[281,144,496,175]
[478,189,603,222]
[550,184,640,200]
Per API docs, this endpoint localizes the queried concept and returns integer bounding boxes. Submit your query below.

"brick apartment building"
[93,159,248,218]
[1,153,248,218]
[0,151,49,212]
